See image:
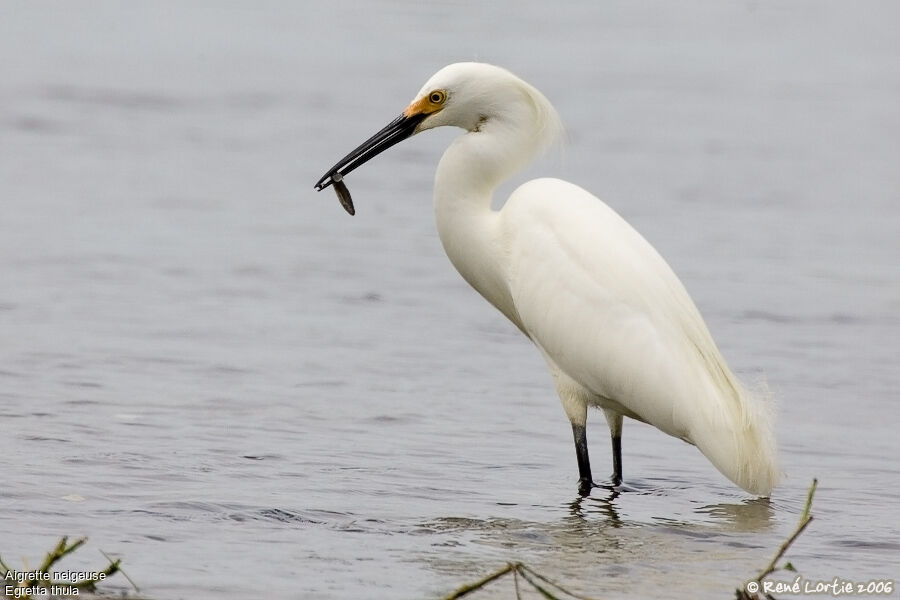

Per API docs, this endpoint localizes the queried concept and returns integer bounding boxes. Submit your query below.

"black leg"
[572,423,594,495]
[611,434,622,486]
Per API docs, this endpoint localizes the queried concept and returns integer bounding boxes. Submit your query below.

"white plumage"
[316,62,779,496]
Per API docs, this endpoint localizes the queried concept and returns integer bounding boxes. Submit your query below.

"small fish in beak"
[314,112,428,216]
[331,172,354,215]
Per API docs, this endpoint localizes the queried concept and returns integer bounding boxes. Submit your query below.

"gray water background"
[1,1,898,598]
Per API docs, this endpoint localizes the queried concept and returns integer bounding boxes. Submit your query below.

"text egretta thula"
[315,63,779,496]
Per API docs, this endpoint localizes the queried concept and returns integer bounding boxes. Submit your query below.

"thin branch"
[101,549,140,592]
[440,563,516,600]
[37,536,86,574]
[1,537,137,600]
[518,564,603,600]
[756,479,817,582]
[738,478,819,600]
[517,567,562,600]
[799,479,817,523]
[70,556,121,591]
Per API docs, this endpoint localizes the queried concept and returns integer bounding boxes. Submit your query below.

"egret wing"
[502,178,720,437]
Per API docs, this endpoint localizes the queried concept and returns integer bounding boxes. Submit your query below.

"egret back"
[501,177,779,495]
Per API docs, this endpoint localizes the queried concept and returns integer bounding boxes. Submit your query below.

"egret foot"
[577,477,595,496]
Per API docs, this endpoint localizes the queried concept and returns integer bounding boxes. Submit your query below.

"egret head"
[314,63,561,197]
[407,63,561,140]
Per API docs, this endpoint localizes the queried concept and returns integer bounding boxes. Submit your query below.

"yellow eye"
[429,90,446,105]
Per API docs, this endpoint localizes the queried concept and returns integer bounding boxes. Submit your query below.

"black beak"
[314,112,427,191]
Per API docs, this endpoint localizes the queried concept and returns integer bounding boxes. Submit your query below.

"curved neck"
[433,124,539,330]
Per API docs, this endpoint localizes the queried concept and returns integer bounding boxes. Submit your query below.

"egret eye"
[429,91,446,104]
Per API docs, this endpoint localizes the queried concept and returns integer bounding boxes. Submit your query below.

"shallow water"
[1,2,898,599]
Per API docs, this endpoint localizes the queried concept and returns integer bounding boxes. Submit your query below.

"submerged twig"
[738,478,819,600]
[517,567,562,599]
[440,562,600,600]
[757,479,817,582]
[441,563,516,599]
[519,564,601,600]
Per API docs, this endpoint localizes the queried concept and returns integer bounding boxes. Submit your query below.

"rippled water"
[1,2,898,599]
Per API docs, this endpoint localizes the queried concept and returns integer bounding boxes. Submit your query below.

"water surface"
[1,2,898,598]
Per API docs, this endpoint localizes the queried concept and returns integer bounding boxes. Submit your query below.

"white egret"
[315,63,779,496]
